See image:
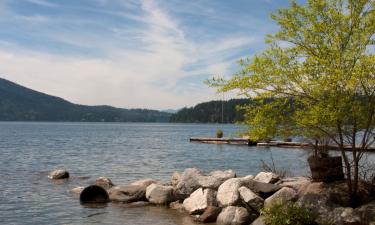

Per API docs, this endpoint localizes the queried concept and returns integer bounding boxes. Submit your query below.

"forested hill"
[169,99,250,123]
[0,78,171,122]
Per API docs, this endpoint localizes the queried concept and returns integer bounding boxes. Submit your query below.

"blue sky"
[0,0,298,109]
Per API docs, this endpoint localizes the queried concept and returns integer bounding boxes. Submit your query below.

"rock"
[355,200,375,222]
[330,207,362,225]
[175,168,204,199]
[277,176,311,191]
[146,183,174,205]
[70,186,84,195]
[108,185,146,203]
[80,185,109,203]
[216,206,251,225]
[217,178,244,206]
[48,169,69,179]
[197,206,222,223]
[251,216,266,225]
[245,180,281,198]
[210,170,236,181]
[254,172,279,184]
[130,178,158,188]
[264,187,297,207]
[170,200,184,211]
[183,188,217,214]
[123,201,150,208]
[238,187,264,212]
[171,172,182,187]
[95,177,114,189]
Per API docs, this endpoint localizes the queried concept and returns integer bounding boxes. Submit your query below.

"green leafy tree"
[209,0,375,205]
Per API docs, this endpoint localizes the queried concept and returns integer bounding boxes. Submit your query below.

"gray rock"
[355,200,375,222]
[277,176,311,191]
[48,169,69,179]
[209,170,236,181]
[238,187,264,212]
[197,206,222,223]
[254,172,279,184]
[245,180,281,197]
[251,216,266,225]
[171,172,181,187]
[330,207,362,225]
[216,206,250,225]
[146,183,174,205]
[264,187,296,207]
[108,185,146,203]
[175,168,204,199]
[183,188,217,214]
[95,177,114,189]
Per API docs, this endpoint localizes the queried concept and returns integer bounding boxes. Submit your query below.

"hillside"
[169,99,250,123]
[0,78,171,122]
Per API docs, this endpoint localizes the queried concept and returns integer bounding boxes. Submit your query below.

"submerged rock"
[48,169,69,179]
[216,206,250,225]
[197,206,222,223]
[183,188,217,214]
[108,185,146,203]
[146,183,174,205]
[80,185,109,203]
[70,186,85,195]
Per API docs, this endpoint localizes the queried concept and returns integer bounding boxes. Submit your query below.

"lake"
[0,122,310,225]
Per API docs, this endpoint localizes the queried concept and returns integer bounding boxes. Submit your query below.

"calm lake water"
[0,122,311,225]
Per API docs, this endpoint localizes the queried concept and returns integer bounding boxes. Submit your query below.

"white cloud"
[0,0,260,109]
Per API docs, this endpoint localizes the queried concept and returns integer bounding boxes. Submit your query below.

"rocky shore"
[50,168,375,225]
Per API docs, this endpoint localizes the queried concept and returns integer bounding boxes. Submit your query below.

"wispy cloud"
[0,0,277,109]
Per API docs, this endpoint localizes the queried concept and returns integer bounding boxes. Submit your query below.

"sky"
[0,0,297,110]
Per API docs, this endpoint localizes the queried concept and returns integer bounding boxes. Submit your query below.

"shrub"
[261,202,318,225]
[216,129,223,138]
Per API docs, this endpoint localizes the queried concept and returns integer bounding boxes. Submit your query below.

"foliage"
[208,0,375,206]
[169,99,250,123]
[260,151,290,178]
[261,202,318,225]
[216,129,224,138]
[0,78,171,122]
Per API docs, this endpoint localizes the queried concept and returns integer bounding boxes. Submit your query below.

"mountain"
[0,78,171,122]
[169,99,250,123]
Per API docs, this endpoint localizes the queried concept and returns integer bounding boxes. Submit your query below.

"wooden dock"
[190,137,375,151]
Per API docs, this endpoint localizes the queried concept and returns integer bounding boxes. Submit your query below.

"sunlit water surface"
[0,122,312,225]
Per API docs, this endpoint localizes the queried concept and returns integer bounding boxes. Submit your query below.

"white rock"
[217,178,244,206]
[130,178,158,188]
[216,206,250,225]
[183,188,217,214]
[48,169,69,179]
[145,183,174,204]
[254,172,279,184]
[238,187,264,212]
[264,187,297,207]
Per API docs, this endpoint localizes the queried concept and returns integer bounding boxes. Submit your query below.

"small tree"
[209,0,375,206]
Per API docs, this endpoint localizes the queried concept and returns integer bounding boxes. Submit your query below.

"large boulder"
[216,206,251,225]
[95,177,114,189]
[245,180,281,198]
[197,206,222,223]
[264,187,297,207]
[108,185,146,203]
[251,216,266,225]
[174,168,204,199]
[146,183,174,205]
[217,178,244,206]
[210,170,236,181]
[183,188,217,214]
[238,187,264,212]
[355,200,375,222]
[48,169,69,179]
[254,172,279,184]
